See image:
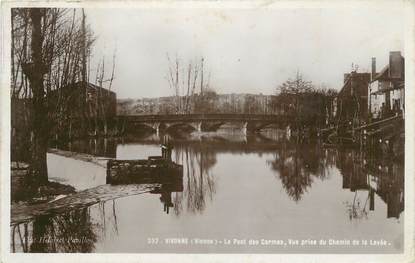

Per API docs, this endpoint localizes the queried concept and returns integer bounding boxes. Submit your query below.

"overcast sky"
[85,5,405,99]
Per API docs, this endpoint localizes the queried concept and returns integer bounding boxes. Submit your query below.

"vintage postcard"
[0,0,414,262]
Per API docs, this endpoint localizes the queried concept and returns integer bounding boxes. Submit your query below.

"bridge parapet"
[119,113,293,134]
[121,113,290,122]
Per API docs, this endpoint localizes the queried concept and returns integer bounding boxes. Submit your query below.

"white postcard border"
[1,1,414,262]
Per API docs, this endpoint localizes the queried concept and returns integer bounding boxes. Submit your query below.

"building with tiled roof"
[369,51,405,120]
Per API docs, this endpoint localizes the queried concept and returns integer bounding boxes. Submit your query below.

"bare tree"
[11,8,98,185]
[278,70,313,95]
[166,53,180,113]
[22,8,49,184]
[200,57,204,95]
[94,52,117,136]
[165,54,212,114]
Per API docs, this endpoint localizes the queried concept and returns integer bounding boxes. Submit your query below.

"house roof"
[372,65,389,82]
[337,76,351,97]
[372,55,405,82]
[73,81,116,95]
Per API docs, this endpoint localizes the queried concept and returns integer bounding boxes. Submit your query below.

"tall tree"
[80,9,88,136]
[23,8,49,184]
[278,70,313,95]
[166,55,209,114]
[274,71,314,133]
[12,8,98,185]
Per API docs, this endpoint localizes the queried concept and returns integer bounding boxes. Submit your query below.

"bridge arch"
[124,122,160,134]
[202,121,226,132]
[247,121,288,132]
[120,114,293,134]
[163,122,202,132]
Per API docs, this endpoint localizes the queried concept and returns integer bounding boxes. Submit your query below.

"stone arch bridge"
[119,113,295,134]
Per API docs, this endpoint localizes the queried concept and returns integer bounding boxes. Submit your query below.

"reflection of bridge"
[120,114,293,134]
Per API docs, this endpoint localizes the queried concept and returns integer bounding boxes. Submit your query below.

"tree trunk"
[28,9,48,185]
[80,9,88,137]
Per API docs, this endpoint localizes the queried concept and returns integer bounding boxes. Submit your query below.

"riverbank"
[10,148,151,225]
[319,114,404,159]
[11,184,158,225]
[11,162,76,203]
[11,148,114,203]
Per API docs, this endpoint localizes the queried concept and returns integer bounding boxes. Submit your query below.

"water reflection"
[172,146,217,215]
[13,129,404,253]
[12,208,97,253]
[52,138,117,158]
[267,141,334,202]
[337,149,404,220]
[101,131,403,220]
[150,184,182,214]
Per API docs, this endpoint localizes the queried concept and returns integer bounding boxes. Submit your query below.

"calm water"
[11,130,404,253]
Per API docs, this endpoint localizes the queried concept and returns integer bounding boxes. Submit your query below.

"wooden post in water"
[369,188,375,211]
[161,135,172,161]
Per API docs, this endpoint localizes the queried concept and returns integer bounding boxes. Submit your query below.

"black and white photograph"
[0,1,414,262]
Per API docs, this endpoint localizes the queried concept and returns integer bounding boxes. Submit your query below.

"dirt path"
[11,183,159,225]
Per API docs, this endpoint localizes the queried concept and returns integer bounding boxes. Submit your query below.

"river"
[11,129,404,253]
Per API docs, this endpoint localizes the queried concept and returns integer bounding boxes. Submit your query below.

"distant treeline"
[118,90,336,122]
[118,93,277,115]
[118,71,337,124]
